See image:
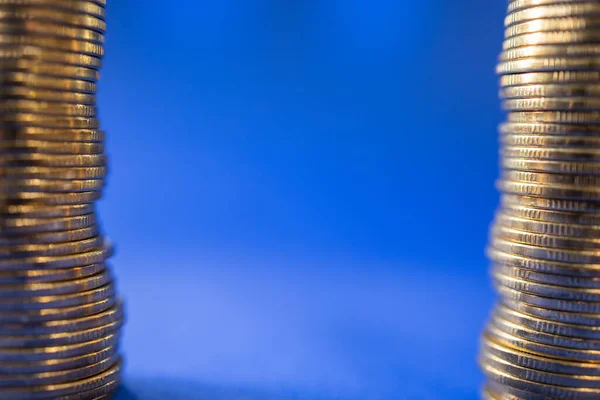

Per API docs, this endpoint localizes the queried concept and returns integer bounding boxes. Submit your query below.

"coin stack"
[0,1,123,399]
[479,1,600,399]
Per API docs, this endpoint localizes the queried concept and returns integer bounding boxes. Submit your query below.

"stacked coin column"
[0,1,123,399]
[480,2,600,399]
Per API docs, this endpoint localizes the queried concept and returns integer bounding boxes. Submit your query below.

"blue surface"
[99,1,507,399]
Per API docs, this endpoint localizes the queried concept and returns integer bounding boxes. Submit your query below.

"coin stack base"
[0,1,123,399]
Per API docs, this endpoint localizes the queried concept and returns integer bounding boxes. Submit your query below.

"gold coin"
[494,211,600,237]
[0,100,96,117]
[508,111,600,124]
[500,72,600,87]
[503,97,600,111]
[502,146,600,161]
[491,235,600,264]
[501,193,600,213]
[0,203,94,218]
[503,31,600,50]
[0,141,104,155]
[501,44,600,60]
[0,191,102,205]
[0,45,101,68]
[0,87,95,104]
[0,59,98,80]
[501,134,600,148]
[500,121,600,135]
[504,17,600,38]
[1,165,106,179]
[506,4,600,27]
[0,0,105,19]
[0,127,103,142]
[501,84,600,99]
[0,35,103,57]
[492,224,600,249]
[498,58,600,75]
[0,114,99,129]
[0,72,96,92]
[501,202,600,225]
[0,153,105,167]
[0,7,105,33]
[501,170,600,186]
[0,20,103,43]
[493,263,600,289]
[0,178,104,193]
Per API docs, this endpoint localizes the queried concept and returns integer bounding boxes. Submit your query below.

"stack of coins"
[480,1,600,399]
[0,1,123,399]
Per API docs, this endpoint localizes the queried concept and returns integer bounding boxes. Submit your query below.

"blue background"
[98,1,507,399]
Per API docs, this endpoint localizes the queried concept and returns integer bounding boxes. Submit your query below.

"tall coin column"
[0,1,123,399]
[480,2,600,399]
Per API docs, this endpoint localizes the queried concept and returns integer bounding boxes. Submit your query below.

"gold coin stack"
[480,1,600,399]
[0,1,123,399]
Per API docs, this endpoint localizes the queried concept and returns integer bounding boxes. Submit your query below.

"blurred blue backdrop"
[98,1,507,399]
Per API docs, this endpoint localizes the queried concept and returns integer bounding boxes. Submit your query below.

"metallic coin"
[0,214,96,234]
[0,352,118,387]
[503,31,600,50]
[0,153,106,167]
[0,191,102,205]
[55,379,120,400]
[501,45,600,61]
[0,143,104,156]
[0,21,104,44]
[0,1,105,19]
[0,87,96,104]
[482,336,600,376]
[0,227,99,247]
[506,4,600,27]
[493,270,600,302]
[0,127,104,142]
[508,111,600,124]
[500,72,600,87]
[489,247,600,277]
[492,312,600,351]
[502,146,600,161]
[495,303,600,339]
[0,359,121,399]
[501,193,600,213]
[0,332,118,362]
[0,46,102,68]
[0,345,117,375]
[501,134,600,149]
[0,72,96,93]
[485,324,600,363]
[493,263,600,289]
[1,303,122,336]
[498,179,600,200]
[0,319,122,348]
[494,283,600,313]
[498,58,600,76]
[0,59,98,80]
[0,204,94,218]
[504,17,600,38]
[0,270,110,298]
[0,100,96,117]
[502,158,600,175]
[503,97,600,112]
[0,262,104,284]
[492,224,600,249]
[0,236,104,260]
[0,243,112,271]
[500,121,600,136]
[0,283,114,311]
[0,35,103,57]
[492,235,600,263]
[1,166,106,180]
[501,203,600,225]
[0,178,104,193]
[0,8,105,33]
[0,296,115,324]
[0,114,99,129]
[500,84,600,99]
[501,170,600,187]
[503,298,600,326]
